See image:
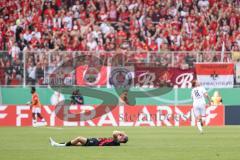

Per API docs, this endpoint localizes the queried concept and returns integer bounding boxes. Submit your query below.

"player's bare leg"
[196,116,203,133]
[37,113,47,125]
[32,113,37,127]
[69,136,87,146]
[37,113,43,119]
[49,136,87,147]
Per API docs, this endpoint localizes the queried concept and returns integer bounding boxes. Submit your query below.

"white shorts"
[32,108,41,114]
[193,103,206,117]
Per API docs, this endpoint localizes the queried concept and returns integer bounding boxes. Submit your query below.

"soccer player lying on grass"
[49,130,128,147]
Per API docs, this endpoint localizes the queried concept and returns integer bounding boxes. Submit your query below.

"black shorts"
[84,138,99,146]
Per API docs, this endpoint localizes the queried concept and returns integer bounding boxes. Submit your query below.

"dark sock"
[65,141,72,146]
[37,113,43,119]
[32,113,36,120]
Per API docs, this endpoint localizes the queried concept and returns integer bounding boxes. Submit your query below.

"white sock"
[54,142,66,147]
[197,121,203,133]
[50,137,66,147]
[33,119,37,124]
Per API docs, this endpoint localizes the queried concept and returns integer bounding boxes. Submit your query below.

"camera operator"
[71,89,84,105]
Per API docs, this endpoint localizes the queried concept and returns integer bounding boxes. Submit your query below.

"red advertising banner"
[75,65,108,86]
[0,105,224,127]
[195,63,234,88]
[135,66,195,88]
[168,68,195,88]
[75,65,194,88]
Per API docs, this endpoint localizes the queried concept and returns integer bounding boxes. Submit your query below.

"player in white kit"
[191,80,211,133]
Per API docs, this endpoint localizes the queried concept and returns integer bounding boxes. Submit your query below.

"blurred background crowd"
[0,0,239,85]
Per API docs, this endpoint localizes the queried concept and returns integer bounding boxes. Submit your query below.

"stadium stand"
[0,0,239,85]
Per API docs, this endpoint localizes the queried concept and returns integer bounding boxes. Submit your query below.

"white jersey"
[191,86,207,107]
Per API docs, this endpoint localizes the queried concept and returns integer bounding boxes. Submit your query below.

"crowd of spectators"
[0,0,239,85]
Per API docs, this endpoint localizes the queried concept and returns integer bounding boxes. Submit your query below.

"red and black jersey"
[98,138,120,146]
[84,138,120,146]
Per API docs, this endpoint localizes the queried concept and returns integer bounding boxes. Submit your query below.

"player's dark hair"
[76,89,80,94]
[192,80,196,87]
[31,87,36,93]
[121,136,128,143]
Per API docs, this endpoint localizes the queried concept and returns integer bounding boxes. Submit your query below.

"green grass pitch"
[0,126,240,160]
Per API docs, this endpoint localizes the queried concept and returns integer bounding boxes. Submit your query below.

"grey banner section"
[225,106,240,125]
